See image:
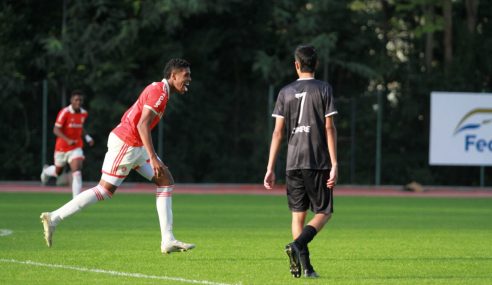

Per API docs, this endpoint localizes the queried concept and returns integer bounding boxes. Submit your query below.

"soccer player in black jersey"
[264,44,338,278]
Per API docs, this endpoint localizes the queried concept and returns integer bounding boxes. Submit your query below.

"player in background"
[40,90,95,198]
[264,45,338,278]
[40,58,195,254]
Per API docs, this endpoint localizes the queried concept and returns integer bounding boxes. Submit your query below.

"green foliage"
[0,0,490,185]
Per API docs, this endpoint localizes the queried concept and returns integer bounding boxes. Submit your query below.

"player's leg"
[135,161,195,254]
[284,170,309,278]
[49,143,124,228]
[40,178,115,247]
[46,179,115,226]
[290,211,316,277]
[292,211,307,239]
[153,168,196,254]
[295,213,331,249]
[299,245,317,278]
[40,133,130,247]
[304,169,333,232]
[293,213,328,278]
[40,152,66,184]
[68,148,85,197]
[307,212,331,231]
[292,169,334,277]
[291,210,317,277]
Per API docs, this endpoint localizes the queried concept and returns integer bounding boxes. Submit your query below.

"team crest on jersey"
[120,166,127,173]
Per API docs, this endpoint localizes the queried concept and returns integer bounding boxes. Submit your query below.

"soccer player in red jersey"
[40,58,194,254]
[40,90,95,198]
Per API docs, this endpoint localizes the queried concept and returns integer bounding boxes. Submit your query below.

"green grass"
[0,192,491,284]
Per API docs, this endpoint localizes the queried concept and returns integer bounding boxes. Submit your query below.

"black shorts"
[286,169,333,214]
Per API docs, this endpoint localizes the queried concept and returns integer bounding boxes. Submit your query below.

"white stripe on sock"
[51,185,106,225]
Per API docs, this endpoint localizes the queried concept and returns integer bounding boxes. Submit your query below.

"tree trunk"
[380,0,390,43]
[424,5,435,70]
[465,0,479,33]
[443,0,453,68]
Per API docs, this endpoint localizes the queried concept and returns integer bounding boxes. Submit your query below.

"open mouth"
[184,82,190,92]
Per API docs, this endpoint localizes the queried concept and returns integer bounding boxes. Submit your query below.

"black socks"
[294,225,317,249]
[294,225,317,272]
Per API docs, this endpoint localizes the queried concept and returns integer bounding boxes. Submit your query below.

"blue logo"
[454,108,492,152]
[454,108,492,135]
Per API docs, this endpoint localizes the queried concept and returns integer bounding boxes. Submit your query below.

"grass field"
[0,191,491,285]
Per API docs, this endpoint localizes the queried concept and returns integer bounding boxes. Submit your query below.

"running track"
[0,181,491,197]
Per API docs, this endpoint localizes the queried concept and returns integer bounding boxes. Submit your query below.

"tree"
[1,0,491,185]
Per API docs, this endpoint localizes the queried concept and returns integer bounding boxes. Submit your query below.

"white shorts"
[54,148,85,167]
[101,132,155,186]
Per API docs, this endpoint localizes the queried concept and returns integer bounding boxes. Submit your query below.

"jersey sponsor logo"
[154,94,166,108]
[292,125,310,133]
[68,123,83,128]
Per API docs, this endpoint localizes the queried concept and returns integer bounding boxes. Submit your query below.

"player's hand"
[85,135,95,147]
[66,139,76,145]
[264,170,275,190]
[327,165,338,189]
[150,156,166,178]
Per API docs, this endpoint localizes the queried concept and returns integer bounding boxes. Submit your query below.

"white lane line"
[0,229,13,236]
[0,259,239,285]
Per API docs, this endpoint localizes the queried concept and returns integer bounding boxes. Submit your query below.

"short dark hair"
[163,58,190,79]
[71,89,84,98]
[294,45,318,73]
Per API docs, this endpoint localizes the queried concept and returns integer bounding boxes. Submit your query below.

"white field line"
[0,258,240,285]
[0,229,13,236]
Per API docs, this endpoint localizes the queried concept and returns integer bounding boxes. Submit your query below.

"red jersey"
[112,80,170,146]
[54,105,88,152]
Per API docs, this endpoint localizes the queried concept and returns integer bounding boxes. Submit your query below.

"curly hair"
[163,58,191,79]
[70,89,84,98]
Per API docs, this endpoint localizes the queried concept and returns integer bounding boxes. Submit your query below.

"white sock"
[50,184,112,226]
[156,186,175,245]
[44,165,58,177]
[72,171,82,197]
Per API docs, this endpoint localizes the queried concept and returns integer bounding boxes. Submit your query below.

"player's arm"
[137,108,166,178]
[82,113,94,146]
[325,115,338,188]
[83,129,94,147]
[264,117,285,190]
[53,125,76,145]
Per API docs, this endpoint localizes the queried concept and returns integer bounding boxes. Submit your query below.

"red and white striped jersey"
[112,80,170,146]
[54,105,88,152]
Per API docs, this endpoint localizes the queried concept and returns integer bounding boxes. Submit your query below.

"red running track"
[0,181,491,197]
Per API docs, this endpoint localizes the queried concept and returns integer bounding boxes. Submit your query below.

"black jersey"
[272,78,337,170]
